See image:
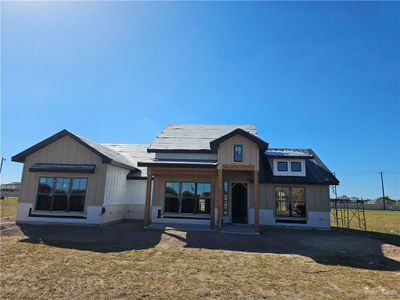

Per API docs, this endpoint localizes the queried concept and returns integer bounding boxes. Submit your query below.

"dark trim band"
[28,208,87,219]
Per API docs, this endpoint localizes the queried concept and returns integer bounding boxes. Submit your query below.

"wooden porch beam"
[217,169,223,230]
[144,168,152,226]
[254,170,260,233]
[221,164,254,171]
[150,168,216,176]
[210,174,215,229]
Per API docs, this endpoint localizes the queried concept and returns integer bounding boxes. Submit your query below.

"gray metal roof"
[265,148,314,158]
[148,124,258,152]
[102,144,155,176]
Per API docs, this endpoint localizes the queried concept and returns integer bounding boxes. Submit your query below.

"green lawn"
[331,209,400,235]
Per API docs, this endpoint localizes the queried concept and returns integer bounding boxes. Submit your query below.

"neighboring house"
[0,182,21,198]
[12,125,339,230]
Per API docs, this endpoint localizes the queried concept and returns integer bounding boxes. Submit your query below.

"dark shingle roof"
[148,124,258,152]
[261,149,339,185]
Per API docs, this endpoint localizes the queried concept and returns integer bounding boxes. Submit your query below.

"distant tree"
[375,196,396,204]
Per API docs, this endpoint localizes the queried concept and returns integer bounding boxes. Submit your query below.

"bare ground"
[1,219,399,299]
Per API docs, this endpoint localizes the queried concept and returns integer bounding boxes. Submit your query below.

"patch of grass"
[1,236,399,299]
[0,197,18,219]
[331,209,400,235]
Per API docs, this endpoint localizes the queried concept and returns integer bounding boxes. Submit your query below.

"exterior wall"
[102,165,147,221]
[218,134,259,170]
[18,135,107,207]
[16,135,148,225]
[262,183,330,212]
[259,183,331,229]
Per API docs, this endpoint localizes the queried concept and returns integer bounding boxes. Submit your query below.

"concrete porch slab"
[145,223,259,235]
[145,223,212,233]
[220,224,259,235]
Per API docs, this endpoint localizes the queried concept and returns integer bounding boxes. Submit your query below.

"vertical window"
[291,188,306,217]
[181,183,196,213]
[275,187,290,217]
[69,178,88,211]
[275,187,305,218]
[291,162,302,172]
[277,161,288,171]
[52,178,70,211]
[234,145,243,162]
[165,182,180,213]
[196,183,211,214]
[223,181,229,215]
[35,177,87,212]
[36,177,54,210]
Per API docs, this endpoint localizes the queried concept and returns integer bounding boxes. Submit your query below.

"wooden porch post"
[210,174,215,229]
[144,168,152,226]
[217,169,223,230]
[254,170,260,233]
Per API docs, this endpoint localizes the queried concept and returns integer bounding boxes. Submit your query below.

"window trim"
[233,144,243,162]
[274,186,306,219]
[290,161,302,172]
[33,176,89,216]
[277,161,288,172]
[163,181,211,216]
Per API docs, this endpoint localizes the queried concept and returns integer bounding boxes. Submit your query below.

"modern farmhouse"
[12,125,339,231]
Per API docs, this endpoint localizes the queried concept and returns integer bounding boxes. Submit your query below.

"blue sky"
[1,2,399,199]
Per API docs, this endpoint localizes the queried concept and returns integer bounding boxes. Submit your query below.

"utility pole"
[380,171,386,210]
[0,157,5,174]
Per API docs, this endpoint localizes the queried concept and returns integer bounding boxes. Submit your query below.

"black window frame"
[291,161,302,172]
[164,181,211,215]
[275,186,306,218]
[35,176,88,213]
[233,144,243,162]
[277,161,288,172]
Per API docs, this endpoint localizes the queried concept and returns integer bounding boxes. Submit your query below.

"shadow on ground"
[16,221,400,272]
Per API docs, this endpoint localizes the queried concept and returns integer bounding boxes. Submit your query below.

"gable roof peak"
[11,129,139,171]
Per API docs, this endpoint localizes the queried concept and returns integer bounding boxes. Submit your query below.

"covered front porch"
[142,164,260,232]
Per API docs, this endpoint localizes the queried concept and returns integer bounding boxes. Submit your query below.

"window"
[291,162,302,172]
[223,181,229,215]
[165,182,180,213]
[197,183,211,214]
[164,182,211,215]
[35,177,88,212]
[275,187,305,218]
[233,145,243,162]
[277,161,288,172]
[181,183,196,213]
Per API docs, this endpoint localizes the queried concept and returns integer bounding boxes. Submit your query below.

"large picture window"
[164,182,211,215]
[275,187,305,218]
[35,177,88,213]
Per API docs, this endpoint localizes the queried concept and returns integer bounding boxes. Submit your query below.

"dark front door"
[231,183,248,224]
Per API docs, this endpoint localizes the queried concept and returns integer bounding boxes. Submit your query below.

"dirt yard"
[1,219,399,299]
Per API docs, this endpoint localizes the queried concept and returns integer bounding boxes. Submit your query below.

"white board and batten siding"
[102,165,146,222]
